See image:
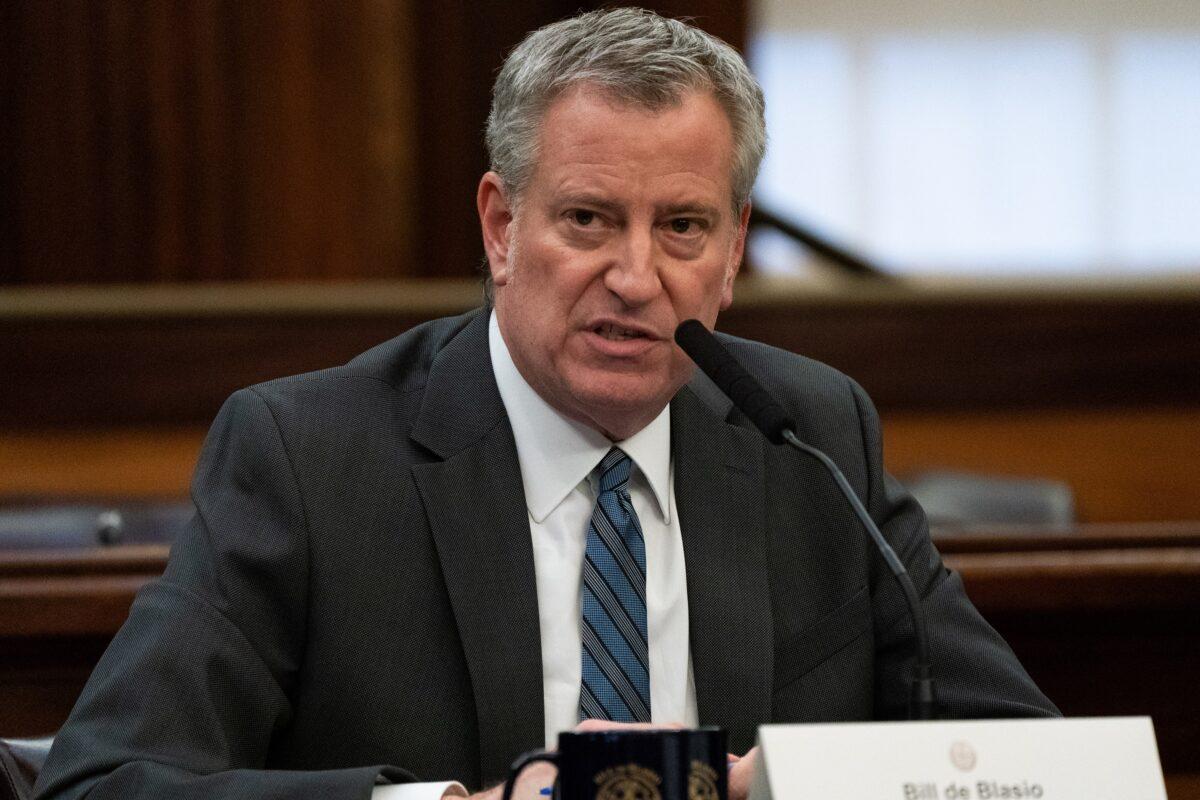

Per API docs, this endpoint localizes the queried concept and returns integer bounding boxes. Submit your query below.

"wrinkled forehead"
[526,83,739,211]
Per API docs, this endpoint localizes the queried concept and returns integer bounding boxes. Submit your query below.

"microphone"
[674,319,936,720]
[674,319,794,444]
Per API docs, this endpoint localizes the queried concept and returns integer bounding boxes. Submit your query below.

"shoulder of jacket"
[245,309,482,406]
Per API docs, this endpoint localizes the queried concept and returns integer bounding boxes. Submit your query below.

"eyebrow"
[559,194,721,219]
[559,193,624,215]
[659,202,720,219]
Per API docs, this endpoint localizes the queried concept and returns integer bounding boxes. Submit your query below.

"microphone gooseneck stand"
[779,427,935,719]
[674,319,936,720]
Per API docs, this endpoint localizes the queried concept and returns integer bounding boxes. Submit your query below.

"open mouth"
[594,323,648,341]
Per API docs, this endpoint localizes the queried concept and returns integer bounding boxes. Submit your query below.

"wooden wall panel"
[3,278,1196,426]
[1,1,417,284]
[0,429,204,501]
[2,279,1196,520]
[2,2,749,286]
[882,409,1200,523]
[726,280,1200,413]
[4,408,1198,522]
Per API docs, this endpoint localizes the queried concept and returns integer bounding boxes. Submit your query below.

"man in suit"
[35,8,1056,800]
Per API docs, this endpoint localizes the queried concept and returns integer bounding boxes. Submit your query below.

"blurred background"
[0,0,1198,795]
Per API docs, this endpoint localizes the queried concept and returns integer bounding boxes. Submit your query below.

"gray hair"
[485,7,766,214]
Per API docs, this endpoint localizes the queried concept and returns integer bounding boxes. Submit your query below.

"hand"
[573,719,686,734]
[728,746,759,800]
[464,757,556,800]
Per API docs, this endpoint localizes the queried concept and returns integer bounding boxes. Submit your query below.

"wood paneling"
[2,279,1198,520]
[725,278,1200,413]
[0,429,203,501]
[1171,776,1200,800]
[4,409,1200,523]
[2,2,749,286]
[1,2,417,284]
[2,278,1197,426]
[882,409,1200,523]
[0,636,112,739]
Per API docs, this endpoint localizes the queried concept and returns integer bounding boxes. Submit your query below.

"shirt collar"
[489,311,672,525]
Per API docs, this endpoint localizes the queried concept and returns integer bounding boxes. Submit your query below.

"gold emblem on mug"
[687,760,719,800]
[594,764,663,800]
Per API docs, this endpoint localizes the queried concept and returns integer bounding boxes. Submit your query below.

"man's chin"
[563,377,678,438]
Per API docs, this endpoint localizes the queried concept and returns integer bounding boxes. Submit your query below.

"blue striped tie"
[579,448,651,722]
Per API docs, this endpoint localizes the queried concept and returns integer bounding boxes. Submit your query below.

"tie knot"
[597,448,632,493]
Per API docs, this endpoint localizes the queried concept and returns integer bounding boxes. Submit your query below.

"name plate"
[752,717,1166,800]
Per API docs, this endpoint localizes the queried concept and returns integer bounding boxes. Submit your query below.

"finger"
[573,720,686,733]
[512,761,558,800]
[727,746,760,800]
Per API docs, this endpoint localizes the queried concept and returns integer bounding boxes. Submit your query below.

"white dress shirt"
[488,311,698,745]
[374,313,697,799]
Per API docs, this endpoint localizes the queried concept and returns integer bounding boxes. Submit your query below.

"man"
[35,9,1056,800]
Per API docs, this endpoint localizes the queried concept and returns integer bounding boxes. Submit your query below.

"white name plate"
[753,717,1166,800]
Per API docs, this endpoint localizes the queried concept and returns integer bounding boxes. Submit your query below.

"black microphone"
[674,319,936,720]
[674,319,794,444]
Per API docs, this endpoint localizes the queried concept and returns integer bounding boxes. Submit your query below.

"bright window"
[749,4,1200,275]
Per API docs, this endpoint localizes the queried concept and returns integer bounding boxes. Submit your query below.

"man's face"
[478,86,749,440]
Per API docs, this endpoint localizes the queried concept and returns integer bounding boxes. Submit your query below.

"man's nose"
[605,228,662,306]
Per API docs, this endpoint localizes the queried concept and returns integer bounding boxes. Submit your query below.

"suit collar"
[409,309,510,460]
[410,314,773,771]
[409,309,545,785]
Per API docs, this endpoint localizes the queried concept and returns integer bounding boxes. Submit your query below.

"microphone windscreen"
[674,320,794,444]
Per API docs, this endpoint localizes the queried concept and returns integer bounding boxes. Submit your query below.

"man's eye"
[571,210,596,226]
[669,218,697,234]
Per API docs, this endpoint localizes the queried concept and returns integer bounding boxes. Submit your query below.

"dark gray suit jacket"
[35,309,1056,800]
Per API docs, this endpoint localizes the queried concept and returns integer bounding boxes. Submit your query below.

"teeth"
[598,323,642,340]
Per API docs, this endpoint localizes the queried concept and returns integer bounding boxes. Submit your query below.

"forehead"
[528,86,736,210]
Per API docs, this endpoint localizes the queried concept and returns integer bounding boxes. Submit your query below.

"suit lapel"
[672,378,773,755]
[410,311,544,786]
[406,313,774,771]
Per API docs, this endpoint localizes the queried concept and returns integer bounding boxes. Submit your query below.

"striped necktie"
[579,448,651,722]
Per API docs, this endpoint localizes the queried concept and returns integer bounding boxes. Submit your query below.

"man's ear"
[720,201,752,310]
[478,171,515,286]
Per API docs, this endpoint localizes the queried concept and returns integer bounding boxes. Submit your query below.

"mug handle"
[501,749,559,800]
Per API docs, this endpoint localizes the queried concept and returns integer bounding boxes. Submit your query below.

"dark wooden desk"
[936,523,1200,793]
[3,524,1198,795]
